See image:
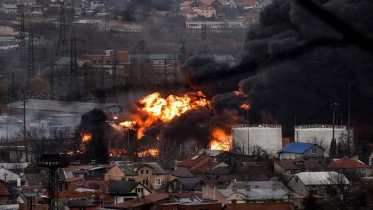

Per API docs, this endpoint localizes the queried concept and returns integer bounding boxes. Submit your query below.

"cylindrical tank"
[232,124,282,155]
[294,124,353,156]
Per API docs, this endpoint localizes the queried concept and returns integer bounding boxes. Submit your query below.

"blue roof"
[277,142,315,154]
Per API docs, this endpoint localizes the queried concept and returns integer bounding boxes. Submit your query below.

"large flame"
[121,91,209,139]
[210,128,231,151]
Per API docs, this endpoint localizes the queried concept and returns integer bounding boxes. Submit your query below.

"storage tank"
[294,124,353,156]
[232,124,282,155]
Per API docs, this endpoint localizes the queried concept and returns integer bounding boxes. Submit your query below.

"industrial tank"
[232,124,282,155]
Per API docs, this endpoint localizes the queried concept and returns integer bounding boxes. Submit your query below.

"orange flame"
[81,133,92,142]
[240,103,250,110]
[210,128,231,151]
[138,149,160,157]
[120,121,136,129]
[122,91,209,139]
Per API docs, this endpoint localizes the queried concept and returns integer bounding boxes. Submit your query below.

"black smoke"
[181,0,373,138]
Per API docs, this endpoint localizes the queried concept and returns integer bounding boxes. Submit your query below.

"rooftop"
[294,171,350,185]
[278,142,320,154]
[218,188,288,201]
[327,156,371,169]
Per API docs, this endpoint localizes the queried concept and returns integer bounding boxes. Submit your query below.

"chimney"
[352,156,359,161]
[272,184,277,190]
[245,185,251,191]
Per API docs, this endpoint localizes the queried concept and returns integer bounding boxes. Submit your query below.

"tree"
[304,191,323,210]
[28,77,51,97]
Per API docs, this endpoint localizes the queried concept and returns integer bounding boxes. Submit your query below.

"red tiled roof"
[108,193,170,209]
[0,183,9,196]
[240,0,258,7]
[191,161,221,174]
[274,158,325,170]
[59,191,114,202]
[327,156,371,169]
[179,1,194,7]
[224,202,292,210]
[201,0,217,6]
[177,154,212,168]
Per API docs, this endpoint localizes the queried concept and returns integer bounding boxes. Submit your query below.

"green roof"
[55,57,71,65]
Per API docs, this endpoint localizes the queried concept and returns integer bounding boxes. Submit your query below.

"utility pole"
[19,12,26,61]
[23,94,28,162]
[111,50,118,97]
[331,102,339,145]
[27,30,35,82]
[9,73,18,102]
[57,1,66,52]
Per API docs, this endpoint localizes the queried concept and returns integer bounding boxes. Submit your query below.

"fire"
[81,133,92,142]
[240,103,250,110]
[138,149,160,157]
[210,128,231,151]
[121,91,209,139]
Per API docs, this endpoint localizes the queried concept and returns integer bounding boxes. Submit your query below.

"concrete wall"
[232,124,282,155]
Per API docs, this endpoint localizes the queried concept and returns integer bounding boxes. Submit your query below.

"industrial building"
[231,124,282,156]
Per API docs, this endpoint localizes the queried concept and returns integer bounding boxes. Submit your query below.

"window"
[295,177,299,183]
[311,149,317,154]
[141,170,144,174]
[136,188,143,193]
[155,178,161,185]
[146,170,149,174]
[143,179,148,186]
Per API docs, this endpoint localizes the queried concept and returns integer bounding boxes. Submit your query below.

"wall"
[133,165,166,192]
[104,165,125,181]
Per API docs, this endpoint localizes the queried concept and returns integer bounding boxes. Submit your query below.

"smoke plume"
[182,0,373,137]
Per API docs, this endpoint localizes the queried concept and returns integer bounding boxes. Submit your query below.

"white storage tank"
[232,124,282,155]
[294,124,353,156]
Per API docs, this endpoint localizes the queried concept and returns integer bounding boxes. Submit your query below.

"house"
[226,179,285,191]
[159,201,221,210]
[166,177,203,193]
[18,0,37,6]
[176,154,213,171]
[179,9,198,20]
[106,180,151,203]
[59,191,115,207]
[129,54,180,67]
[105,164,125,181]
[286,171,349,197]
[201,0,222,8]
[327,156,373,177]
[0,4,17,14]
[274,158,326,176]
[179,1,196,10]
[213,54,236,66]
[277,142,325,160]
[239,0,262,10]
[24,173,48,187]
[202,184,288,205]
[167,169,194,182]
[0,183,10,204]
[193,6,216,18]
[122,162,167,193]
[64,200,96,210]
[108,193,171,209]
[222,202,293,210]
[0,167,20,183]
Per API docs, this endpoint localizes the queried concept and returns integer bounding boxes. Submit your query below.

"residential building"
[158,201,221,210]
[108,193,171,209]
[64,200,96,210]
[213,54,236,66]
[176,154,213,171]
[129,54,180,67]
[202,184,288,205]
[121,162,167,193]
[0,183,9,204]
[239,0,262,10]
[105,164,125,181]
[286,171,349,197]
[179,1,196,10]
[0,4,17,14]
[166,169,194,182]
[179,9,198,20]
[166,177,203,193]
[277,142,325,160]
[201,0,222,8]
[326,156,373,177]
[106,180,151,202]
[0,167,20,183]
[222,202,293,210]
[274,158,326,176]
[193,6,216,18]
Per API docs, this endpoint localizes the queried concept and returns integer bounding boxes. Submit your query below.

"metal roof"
[218,188,288,201]
[294,171,350,185]
[55,57,71,65]
[277,142,316,154]
[129,54,178,60]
